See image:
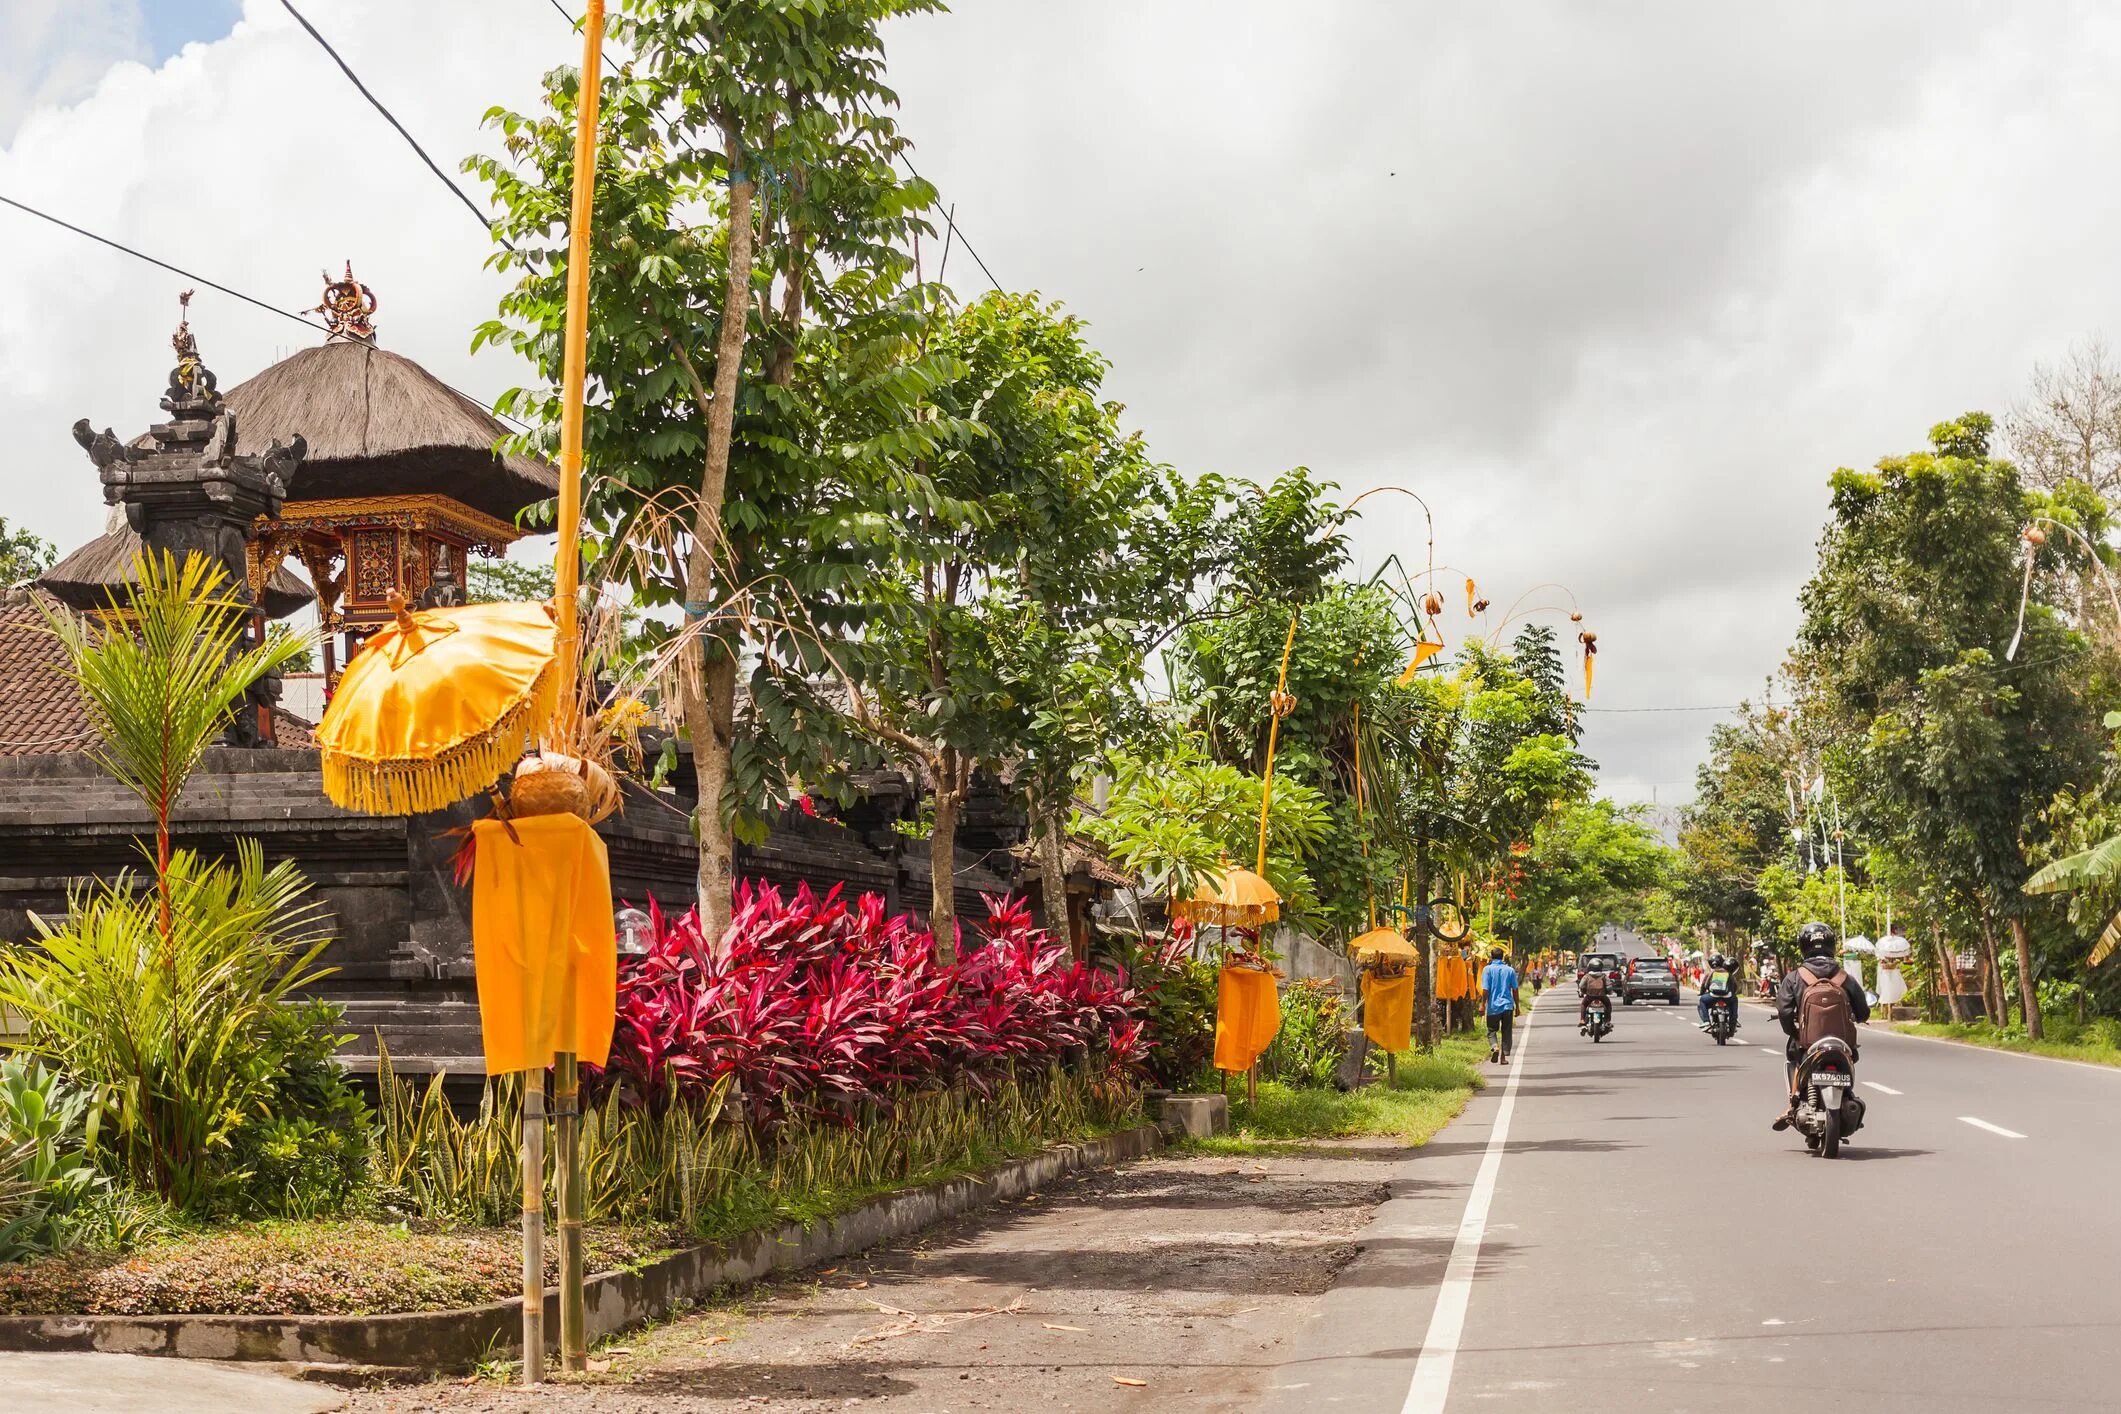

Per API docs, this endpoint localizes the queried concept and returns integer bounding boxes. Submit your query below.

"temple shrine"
[0,277,1121,1082]
[236,265,556,683]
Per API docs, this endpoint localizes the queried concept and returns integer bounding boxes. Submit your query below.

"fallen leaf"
[704,1334,730,1346]
[820,1268,839,1276]
[849,1281,870,1290]
[1114,1375,1149,1387]
[1043,1323,1088,1332]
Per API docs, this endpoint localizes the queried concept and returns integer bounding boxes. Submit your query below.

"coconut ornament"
[510,751,620,823]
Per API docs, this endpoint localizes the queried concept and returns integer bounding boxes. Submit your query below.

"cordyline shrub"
[586,883,1148,1122]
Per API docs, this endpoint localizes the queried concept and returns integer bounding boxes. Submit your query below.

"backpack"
[1582,971,1606,996]
[1796,964,1858,1048]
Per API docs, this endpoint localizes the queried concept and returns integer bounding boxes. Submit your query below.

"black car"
[1623,956,1681,1005]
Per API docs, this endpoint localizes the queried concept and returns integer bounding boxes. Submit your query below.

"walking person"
[1481,945,1520,1065]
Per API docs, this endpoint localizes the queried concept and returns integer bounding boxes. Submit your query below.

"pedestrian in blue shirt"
[1481,947,1519,1065]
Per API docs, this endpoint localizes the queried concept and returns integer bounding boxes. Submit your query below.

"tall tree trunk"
[2010,913,2042,1040]
[930,753,961,964]
[680,134,756,944]
[1931,925,1969,1023]
[1037,806,1075,959]
[1413,843,1435,1051]
[1977,912,2008,1025]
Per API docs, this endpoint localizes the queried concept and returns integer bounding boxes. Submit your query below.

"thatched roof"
[40,521,315,620]
[212,342,557,522]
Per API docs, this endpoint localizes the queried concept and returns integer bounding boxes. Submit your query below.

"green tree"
[0,518,55,585]
[474,0,943,942]
[1675,700,1802,941]
[1502,799,1674,955]
[1795,412,2111,1037]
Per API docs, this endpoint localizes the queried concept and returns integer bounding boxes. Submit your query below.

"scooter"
[1705,991,1738,1045]
[1788,1036,1866,1158]
[1583,995,1612,1042]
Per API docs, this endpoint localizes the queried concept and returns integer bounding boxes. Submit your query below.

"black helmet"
[1795,920,1837,955]
[1709,954,1730,969]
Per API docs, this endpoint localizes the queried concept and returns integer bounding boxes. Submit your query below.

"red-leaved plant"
[586,884,1146,1124]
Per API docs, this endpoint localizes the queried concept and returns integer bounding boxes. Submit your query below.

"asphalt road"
[1271,984,2121,1413]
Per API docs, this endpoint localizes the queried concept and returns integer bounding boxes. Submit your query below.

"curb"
[0,1122,1166,1375]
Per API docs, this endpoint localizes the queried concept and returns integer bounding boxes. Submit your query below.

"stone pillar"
[71,324,307,745]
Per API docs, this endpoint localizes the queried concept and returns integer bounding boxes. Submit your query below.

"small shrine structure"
[236,265,556,681]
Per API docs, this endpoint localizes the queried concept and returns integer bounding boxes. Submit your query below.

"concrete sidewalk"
[3,1351,345,1414]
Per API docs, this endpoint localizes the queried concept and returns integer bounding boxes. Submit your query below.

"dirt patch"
[344,1144,1400,1412]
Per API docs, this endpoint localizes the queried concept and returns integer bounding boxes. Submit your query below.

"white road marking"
[1959,1116,2026,1139]
[1730,1038,1750,1046]
[1864,1082,1902,1095]
[1399,991,1533,1414]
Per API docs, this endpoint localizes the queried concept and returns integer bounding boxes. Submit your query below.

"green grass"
[1893,1019,2121,1068]
[1182,1033,1489,1156]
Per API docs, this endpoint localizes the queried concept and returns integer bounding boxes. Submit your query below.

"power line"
[0,193,326,336]
[0,191,535,435]
[278,0,513,251]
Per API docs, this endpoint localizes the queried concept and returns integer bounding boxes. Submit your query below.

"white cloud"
[0,1,148,144]
[6,0,2121,798]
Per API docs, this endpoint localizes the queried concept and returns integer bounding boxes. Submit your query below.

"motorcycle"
[1583,995,1612,1042]
[1788,1036,1866,1158]
[1705,991,1738,1045]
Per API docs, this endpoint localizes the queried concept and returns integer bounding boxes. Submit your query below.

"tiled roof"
[0,595,317,757]
[0,600,96,756]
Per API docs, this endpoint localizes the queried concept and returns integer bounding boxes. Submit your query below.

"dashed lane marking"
[1864,1082,1902,1095]
[1958,1116,2026,1139]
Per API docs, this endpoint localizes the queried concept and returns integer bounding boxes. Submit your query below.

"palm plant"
[0,844,333,1207]
[40,551,310,950]
[0,551,333,1210]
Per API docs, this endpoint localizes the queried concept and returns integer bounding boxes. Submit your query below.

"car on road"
[1623,955,1681,1005]
[1577,952,1622,991]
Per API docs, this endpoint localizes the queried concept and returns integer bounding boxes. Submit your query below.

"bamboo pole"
[551,0,604,687]
[521,1070,546,1386]
[549,0,605,1380]
[555,1053,585,1371]
[1253,610,1301,878]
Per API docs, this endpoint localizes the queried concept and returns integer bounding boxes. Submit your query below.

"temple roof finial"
[312,261,378,344]
[163,287,220,414]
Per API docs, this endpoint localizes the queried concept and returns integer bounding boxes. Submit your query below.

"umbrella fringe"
[321,665,559,816]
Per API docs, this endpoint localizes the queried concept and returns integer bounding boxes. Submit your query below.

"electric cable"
[278,0,514,250]
[0,192,534,434]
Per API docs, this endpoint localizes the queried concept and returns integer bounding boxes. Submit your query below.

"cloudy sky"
[5,1,2119,810]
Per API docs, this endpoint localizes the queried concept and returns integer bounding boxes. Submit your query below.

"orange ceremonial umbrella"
[316,596,559,816]
[1173,864,1282,929]
[1349,925,1417,959]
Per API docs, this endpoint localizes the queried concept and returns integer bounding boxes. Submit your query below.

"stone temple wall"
[0,749,1025,1077]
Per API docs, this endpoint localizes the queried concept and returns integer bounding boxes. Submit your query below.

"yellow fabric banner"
[1362,972,1415,1052]
[1213,965,1281,1073]
[471,813,618,1073]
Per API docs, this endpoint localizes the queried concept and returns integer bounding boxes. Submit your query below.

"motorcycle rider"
[1771,920,1869,1130]
[1695,953,1739,1030]
[1579,959,1612,1034]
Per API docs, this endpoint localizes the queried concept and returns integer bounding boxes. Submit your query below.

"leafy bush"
[375,1050,1137,1240]
[0,1058,104,1261]
[1119,935,1219,1090]
[224,1000,373,1219]
[0,843,346,1214]
[589,885,1145,1121]
[1262,977,1351,1089]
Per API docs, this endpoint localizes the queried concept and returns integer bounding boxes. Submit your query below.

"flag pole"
[542,0,605,1384]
